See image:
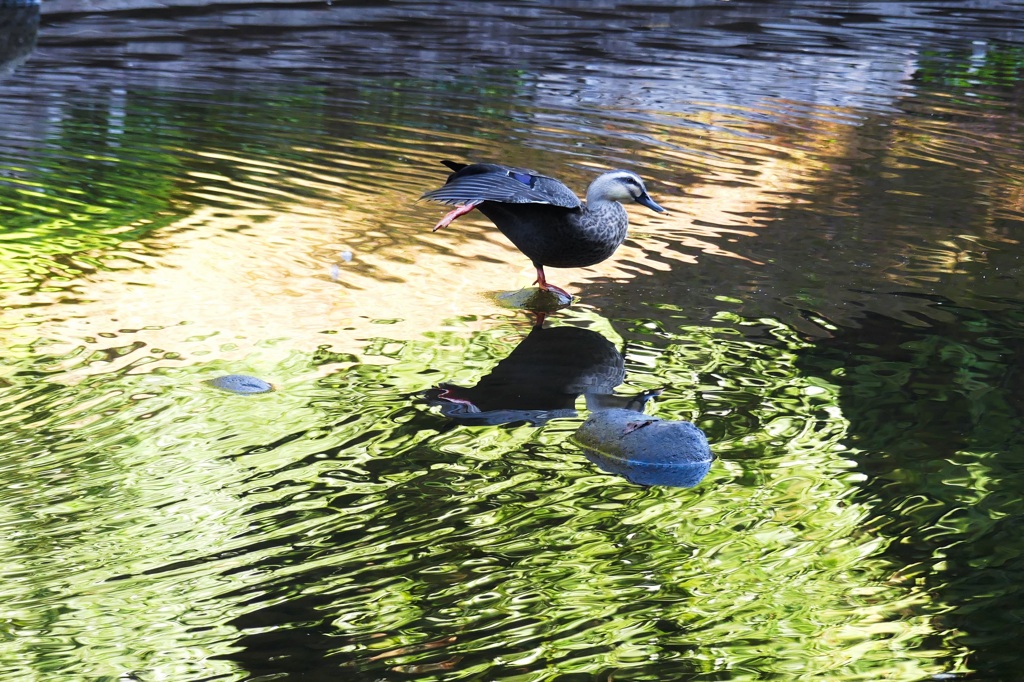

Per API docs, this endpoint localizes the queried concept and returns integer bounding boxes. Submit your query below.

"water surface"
[2,1,1024,680]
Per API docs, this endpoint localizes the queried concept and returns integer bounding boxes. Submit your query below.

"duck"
[422,160,666,299]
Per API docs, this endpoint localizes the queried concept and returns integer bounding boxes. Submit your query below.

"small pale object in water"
[206,374,274,394]
[329,251,354,281]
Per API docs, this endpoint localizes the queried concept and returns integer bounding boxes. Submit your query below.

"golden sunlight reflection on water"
[3,160,779,381]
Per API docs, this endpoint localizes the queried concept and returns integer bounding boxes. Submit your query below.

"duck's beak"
[636,192,666,213]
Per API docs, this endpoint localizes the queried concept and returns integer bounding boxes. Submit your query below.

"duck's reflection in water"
[426,320,713,489]
[425,321,657,426]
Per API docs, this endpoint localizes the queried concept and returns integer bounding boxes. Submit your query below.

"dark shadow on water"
[0,3,37,79]
[796,298,1024,681]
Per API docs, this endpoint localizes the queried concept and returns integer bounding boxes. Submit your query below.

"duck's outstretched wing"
[421,160,582,209]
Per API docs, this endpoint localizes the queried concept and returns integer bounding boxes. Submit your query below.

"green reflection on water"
[916,42,1024,93]
[0,83,376,300]
[799,303,1024,680]
[0,305,960,680]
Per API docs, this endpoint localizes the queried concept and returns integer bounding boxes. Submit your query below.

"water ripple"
[1,1,1022,679]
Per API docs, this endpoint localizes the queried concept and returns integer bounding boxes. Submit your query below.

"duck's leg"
[431,202,479,232]
[534,266,572,300]
[435,386,477,409]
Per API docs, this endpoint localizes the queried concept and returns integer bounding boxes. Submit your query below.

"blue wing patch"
[508,171,535,187]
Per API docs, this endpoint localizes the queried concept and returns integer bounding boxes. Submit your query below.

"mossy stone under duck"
[422,160,665,299]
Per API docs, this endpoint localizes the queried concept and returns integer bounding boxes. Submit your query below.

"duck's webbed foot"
[534,266,572,301]
[539,282,572,300]
[431,202,479,232]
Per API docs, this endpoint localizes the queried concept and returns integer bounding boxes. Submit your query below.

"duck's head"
[587,170,666,213]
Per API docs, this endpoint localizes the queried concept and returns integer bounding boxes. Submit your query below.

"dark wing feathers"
[422,161,582,210]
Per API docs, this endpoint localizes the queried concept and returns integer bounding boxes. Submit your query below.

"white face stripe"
[588,170,651,205]
[610,173,645,197]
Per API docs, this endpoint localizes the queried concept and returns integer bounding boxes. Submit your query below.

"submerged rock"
[493,287,572,311]
[206,374,274,394]
[572,408,712,488]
